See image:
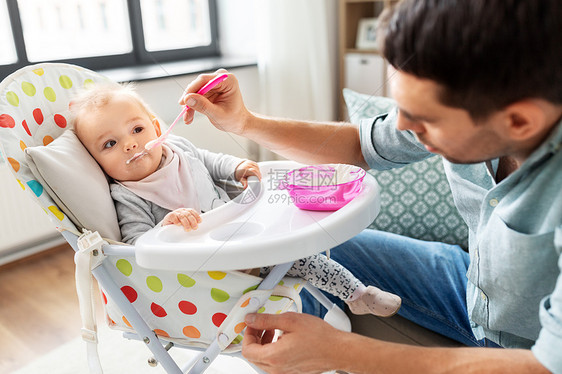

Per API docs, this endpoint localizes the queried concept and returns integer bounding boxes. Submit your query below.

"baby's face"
[75,95,163,182]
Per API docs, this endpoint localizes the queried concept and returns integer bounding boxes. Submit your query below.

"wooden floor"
[0,243,101,373]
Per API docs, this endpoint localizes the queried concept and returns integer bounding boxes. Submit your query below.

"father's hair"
[380,0,562,119]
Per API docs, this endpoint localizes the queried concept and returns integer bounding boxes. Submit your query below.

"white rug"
[13,324,258,374]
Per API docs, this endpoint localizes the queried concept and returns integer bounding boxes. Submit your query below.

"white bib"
[120,144,202,212]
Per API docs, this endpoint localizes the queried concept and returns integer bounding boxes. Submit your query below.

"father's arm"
[180,71,367,167]
[341,329,548,374]
[243,113,367,167]
[242,312,550,374]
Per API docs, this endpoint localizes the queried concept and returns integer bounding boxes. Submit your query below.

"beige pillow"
[24,130,122,241]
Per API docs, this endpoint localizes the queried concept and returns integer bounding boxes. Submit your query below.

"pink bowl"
[283,164,366,211]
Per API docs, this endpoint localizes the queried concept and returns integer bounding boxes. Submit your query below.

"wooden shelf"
[338,0,395,120]
[345,48,380,54]
[346,0,386,3]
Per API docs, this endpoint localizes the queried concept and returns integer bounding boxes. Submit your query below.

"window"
[0,0,219,80]
[0,1,17,64]
[140,0,212,52]
[18,0,132,61]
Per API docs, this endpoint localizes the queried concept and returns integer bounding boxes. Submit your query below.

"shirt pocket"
[479,215,558,298]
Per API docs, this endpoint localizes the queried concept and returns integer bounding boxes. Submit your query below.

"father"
[180,0,561,373]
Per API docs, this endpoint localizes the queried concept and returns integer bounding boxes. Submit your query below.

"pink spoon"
[127,73,228,164]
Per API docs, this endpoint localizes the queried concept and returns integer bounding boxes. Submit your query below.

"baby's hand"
[162,208,202,231]
[235,160,262,188]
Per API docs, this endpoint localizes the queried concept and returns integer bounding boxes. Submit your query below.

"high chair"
[0,63,380,374]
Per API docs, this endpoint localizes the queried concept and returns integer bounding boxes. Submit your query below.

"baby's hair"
[69,82,155,130]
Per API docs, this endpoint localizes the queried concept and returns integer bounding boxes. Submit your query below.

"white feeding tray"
[135,161,381,271]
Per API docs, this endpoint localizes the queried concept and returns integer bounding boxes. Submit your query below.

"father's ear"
[152,117,162,137]
[503,100,551,141]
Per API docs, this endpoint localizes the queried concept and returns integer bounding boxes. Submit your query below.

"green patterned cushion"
[343,89,468,249]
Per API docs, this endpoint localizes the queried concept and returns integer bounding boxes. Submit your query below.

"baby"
[70,82,401,317]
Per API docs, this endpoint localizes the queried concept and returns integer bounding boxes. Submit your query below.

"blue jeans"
[300,229,497,347]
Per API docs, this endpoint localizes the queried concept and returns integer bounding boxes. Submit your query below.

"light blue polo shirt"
[359,108,562,373]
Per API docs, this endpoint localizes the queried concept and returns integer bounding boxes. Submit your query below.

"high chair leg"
[184,340,221,373]
[230,352,269,374]
[63,230,185,374]
[304,283,352,332]
[185,262,294,374]
[93,265,185,374]
[258,261,294,289]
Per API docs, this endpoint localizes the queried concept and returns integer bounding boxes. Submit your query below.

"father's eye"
[103,140,116,149]
[133,126,143,134]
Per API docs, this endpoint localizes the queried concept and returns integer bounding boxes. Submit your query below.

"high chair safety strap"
[215,289,272,350]
[271,283,303,313]
[75,230,106,374]
[59,225,124,246]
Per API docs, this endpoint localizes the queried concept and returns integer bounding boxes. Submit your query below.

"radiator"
[0,163,63,264]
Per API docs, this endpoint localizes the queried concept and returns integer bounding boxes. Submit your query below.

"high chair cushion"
[25,130,121,241]
[0,63,115,239]
[101,255,305,352]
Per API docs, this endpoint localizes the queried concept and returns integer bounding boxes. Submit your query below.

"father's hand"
[242,312,342,374]
[178,69,251,136]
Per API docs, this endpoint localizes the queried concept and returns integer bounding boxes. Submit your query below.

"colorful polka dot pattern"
[102,255,303,351]
[0,63,111,232]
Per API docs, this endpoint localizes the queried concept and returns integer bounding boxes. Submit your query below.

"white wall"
[0,163,63,264]
[216,0,258,59]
